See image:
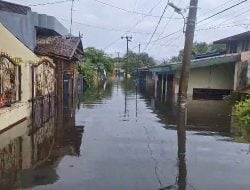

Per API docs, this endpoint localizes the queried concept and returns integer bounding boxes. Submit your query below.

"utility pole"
[137,43,141,81]
[121,36,132,79]
[178,0,198,106]
[115,51,120,77]
[116,52,120,64]
[70,0,75,35]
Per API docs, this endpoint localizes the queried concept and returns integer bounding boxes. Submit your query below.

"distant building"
[139,31,250,99]
[214,31,250,54]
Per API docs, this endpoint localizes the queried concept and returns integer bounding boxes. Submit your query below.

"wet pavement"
[1,79,250,190]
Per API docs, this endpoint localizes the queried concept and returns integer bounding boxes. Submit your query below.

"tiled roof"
[35,36,84,60]
[0,0,31,15]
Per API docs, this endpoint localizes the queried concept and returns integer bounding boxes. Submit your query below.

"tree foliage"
[83,47,114,74]
[236,97,250,132]
[78,47,114,87]
[169,42,226,62]
[121,51,156,74]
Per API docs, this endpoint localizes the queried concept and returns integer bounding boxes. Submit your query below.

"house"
[214,31,250,54]
[0,0,84,132]
[35,36,84,116]
[139,32,250,100]
[0,22,57,131]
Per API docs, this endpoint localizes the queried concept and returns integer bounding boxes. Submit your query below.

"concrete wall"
[0,23,35,130]
[239,51,250,88]
[174,63,235,94]
[0,10,68,50]
[0,11,36,50]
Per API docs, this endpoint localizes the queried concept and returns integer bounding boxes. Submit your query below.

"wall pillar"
[154,73,158,98]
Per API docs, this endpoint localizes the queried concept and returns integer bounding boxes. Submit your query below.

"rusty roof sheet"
[35,36,83,60]
[0,0,31,15]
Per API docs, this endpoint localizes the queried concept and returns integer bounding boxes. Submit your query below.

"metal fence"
[33,93,56,128]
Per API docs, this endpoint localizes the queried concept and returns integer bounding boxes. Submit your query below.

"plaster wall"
[174,63,235,94]
[0,23,34,129]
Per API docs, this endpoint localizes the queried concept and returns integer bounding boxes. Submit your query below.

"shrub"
[236,98,250,132]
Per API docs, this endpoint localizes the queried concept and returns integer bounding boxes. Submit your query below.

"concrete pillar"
[154,73,158,98]
[161,74,164,101]
[233,62,239,91]
[165,73,168,102]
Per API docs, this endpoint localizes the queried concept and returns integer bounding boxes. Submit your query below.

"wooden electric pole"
[178,0,198,106]
[121,36,132,79]
[137,43,141,81]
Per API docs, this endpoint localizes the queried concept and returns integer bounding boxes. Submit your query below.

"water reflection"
[176,107,187,190]
[140,85,233,133]
[0,91,84,189]
[81,80,113,107]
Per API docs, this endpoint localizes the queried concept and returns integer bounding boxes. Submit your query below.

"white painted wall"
[174,63,235,94]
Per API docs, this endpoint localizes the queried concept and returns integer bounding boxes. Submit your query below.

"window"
[0,55,20,107]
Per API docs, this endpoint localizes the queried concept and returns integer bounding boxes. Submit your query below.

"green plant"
[236,97,250,132]
[78,61,95,88]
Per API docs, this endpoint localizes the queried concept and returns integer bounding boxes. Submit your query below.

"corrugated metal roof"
[0,0,31,15]
[35,36,84,61]
[149,54,240,73]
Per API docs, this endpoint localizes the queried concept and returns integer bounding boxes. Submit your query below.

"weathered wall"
[240,51,250,88]
[174,63,235,94]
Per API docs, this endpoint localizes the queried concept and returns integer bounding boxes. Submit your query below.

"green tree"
[84,47,114,74]
[121,51,156,74]
[78,47,115,87]
[169,42,226,62]
[236,97,250,132]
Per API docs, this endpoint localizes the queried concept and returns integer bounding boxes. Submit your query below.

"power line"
[143,0,170,51]
[153,0,183,47]
[196,6,250,30]
[93,0,181,19]
[150,22,250,51]
[28,0,72,6]
[197,3,250,29]
[151,29,182,43]
[212,7,250,26]
[58,17,157,35]
[103,0,164,50]
[197,0,248,24]
[200,0,240,16]
[197,22,250,31]
[152,0,249,44]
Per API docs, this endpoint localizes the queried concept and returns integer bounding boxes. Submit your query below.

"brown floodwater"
[0,79,250,190]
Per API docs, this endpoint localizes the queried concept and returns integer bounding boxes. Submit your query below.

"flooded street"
[1,79,250,190]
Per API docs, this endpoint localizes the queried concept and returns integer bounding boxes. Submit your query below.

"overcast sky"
[5,0,250,62]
